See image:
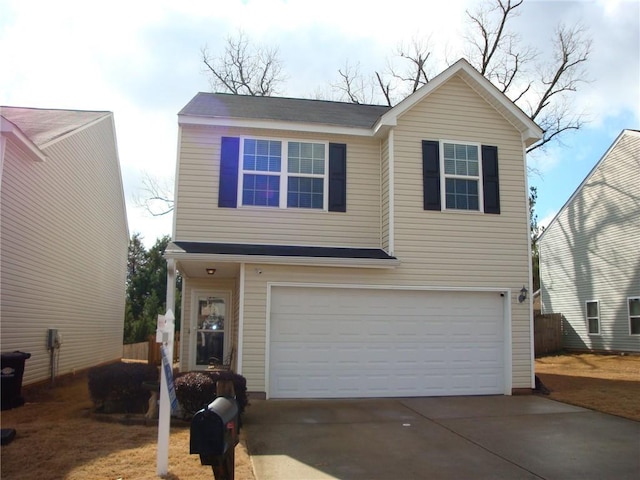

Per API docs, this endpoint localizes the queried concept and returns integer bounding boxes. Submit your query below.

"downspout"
[388,129,395,255]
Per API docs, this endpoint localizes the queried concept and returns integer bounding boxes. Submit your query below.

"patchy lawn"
[0,374,256,480]
[535,353,640,421]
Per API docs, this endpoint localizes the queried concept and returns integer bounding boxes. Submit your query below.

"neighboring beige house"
[165,59,543,399]
[539,129,640,353]
[1,106,129,385]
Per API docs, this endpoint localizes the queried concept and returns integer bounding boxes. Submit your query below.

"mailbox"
[190,396,239,465]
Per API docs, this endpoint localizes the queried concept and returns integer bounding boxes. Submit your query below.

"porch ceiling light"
[206,268,216,275]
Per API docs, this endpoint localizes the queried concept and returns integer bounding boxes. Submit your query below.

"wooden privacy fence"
[122,333,180,364]
[122,341,149,361]
[534,313,563,356]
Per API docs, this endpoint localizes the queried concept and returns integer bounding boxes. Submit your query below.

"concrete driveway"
[244,395,640,480]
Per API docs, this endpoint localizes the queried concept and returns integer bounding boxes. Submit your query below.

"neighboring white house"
[539,129,640,353]
[1,106,129,385]
[165,59,543,399]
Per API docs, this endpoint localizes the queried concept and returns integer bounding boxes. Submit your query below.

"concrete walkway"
[244,395,640,480]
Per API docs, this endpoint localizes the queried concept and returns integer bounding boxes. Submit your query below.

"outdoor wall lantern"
[206,268,216,275]
[518,285,528,303]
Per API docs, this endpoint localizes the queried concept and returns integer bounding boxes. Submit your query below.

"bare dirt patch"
[535,353,640,421]
[0,374,256,480]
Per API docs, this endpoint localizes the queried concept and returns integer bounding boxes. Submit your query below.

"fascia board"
[0,116,47,162]
[164,250,400,269]
[178,115,374,137]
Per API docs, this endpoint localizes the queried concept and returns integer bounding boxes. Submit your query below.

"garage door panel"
[270,287,505,398]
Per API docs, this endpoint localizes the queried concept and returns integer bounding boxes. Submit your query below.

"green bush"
[174,370,248,420]
[88,362,158,414]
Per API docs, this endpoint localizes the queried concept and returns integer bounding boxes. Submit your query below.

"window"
[442,142,481,211]
[586,300,600,335]
[239,138,327,209]
[629,297,640,335]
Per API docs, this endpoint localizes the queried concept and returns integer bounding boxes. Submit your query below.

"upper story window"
[422,140,500,214]
[586,300,600,335]
[442,142,481,211]
[239,137,327,209]
[629,297,640,335]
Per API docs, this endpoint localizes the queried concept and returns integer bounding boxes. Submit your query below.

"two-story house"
[165,59,542,399]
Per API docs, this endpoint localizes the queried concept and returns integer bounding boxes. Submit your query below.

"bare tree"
[202,31,285,96]
[334,0,591,152]
[524,24,591,151]
[133,172,174,216]
[332,61,378,104]
[465,1,591,151]
[334,37,434,107]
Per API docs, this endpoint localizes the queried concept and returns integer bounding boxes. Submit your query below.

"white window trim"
[237,135,329,210]
[628,296,640,336]
[586,300,600,336]
[439,140,484,212]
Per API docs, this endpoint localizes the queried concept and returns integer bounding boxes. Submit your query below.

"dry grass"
[0,374,256,480]
[535,353,640,421]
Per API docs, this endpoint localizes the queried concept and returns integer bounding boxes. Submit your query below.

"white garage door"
[269,287,505,398]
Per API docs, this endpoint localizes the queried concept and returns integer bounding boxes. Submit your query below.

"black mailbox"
[190,396,239,464]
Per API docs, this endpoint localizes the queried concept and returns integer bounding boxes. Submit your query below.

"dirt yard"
[0,374,256,480]
[1,353,638,479]
[535,352,640,421]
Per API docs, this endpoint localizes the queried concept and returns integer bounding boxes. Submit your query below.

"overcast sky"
[1,0,638,246]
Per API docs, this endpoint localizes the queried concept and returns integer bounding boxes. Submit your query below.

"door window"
[196,296,226,367]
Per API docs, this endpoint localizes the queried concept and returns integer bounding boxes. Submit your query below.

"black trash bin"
[1,351,31,410]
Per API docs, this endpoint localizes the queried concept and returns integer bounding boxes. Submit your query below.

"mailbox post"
[190,395,239,480]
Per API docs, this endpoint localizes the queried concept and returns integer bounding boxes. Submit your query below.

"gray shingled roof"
[179,92,391,129]
[1,106,110,147]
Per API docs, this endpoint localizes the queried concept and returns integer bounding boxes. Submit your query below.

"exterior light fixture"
[518,285,528,303]
[206,268,216,275]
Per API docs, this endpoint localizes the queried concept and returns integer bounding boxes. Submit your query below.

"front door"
[192,292,230,369]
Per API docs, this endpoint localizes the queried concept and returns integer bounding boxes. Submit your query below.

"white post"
[157,259,177,476]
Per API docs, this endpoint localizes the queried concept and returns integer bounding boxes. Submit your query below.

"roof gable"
[538,129,640,242]
[376,59,542,147]
[0,106,110,148]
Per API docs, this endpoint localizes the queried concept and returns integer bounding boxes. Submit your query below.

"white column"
[156,259,176,476]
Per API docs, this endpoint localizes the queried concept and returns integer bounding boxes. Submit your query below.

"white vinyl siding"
[1,116,129,385]
[175,127,381,247]
[540,131,640,352]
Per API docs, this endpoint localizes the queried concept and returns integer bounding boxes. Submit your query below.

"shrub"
[174,370,248,420]
[88,362,159,414]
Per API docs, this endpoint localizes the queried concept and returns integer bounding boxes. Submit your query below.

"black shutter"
[328,143,347,212]
[218,137,240,208]
[422,140,441,211]
[482,145,500,214]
